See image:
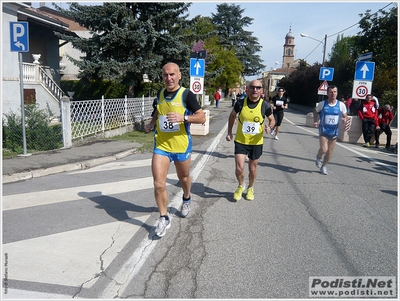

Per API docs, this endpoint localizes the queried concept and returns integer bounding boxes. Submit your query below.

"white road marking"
[69,154,199,174]
[101,122,229,298]
[284,116,397,173]
[3,217,148,288]
[3,175,178,211]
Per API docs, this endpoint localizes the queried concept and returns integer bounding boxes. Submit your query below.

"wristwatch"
[184,115,189,122]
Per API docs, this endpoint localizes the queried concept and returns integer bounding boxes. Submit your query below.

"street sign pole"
[10,22,30,156]
[19,52,28,155]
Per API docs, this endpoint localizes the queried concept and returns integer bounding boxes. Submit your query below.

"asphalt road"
[2,101,397,299]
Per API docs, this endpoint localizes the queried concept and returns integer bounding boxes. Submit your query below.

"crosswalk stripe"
[2,174,178,211]
[3,289,74,299]
[69,158,153,174]
[2,217,148,288]
[69,153,199,174]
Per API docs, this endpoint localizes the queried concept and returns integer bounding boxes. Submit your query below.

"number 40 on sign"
[352,80,372,100]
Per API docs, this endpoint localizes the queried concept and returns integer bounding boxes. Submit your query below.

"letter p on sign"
[319,67,334,81]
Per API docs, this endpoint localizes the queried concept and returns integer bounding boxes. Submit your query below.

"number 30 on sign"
[190,76,204,94]
[352,80,372,100]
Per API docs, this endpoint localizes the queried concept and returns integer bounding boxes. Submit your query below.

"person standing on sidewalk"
[226,80,275,201]
[270,87,288,140]
[358,94,379,148]
[374,104,393,149]
[144,62,206,237]
[231,90,237,107]
[214,89,221,108]
[313,85,348,175]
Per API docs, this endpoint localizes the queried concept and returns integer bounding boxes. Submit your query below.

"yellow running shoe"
[246,187,254,201]
[233,185,245,201]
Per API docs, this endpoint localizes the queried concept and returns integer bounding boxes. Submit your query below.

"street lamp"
[300,33,328,66]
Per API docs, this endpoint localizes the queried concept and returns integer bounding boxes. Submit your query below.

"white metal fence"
[2,95,154,153]
[69,95,154,140]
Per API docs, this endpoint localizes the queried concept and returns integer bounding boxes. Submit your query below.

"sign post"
[189,56,206,106]
[10,22,30,156]
[319,67,334,81]
[352,81,372,99]
[352,61,375,100]
[317,80,329,95]
[357,52,373,62]
[317,67,334,101]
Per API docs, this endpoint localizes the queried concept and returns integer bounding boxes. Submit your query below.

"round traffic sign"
[192,81,202,93]
[355,85,368,98]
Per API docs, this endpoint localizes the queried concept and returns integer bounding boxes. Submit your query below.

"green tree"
[279,64,321,106]
[329,35,359,96]
[357,5,397,107]
[211,3,265,76]
[53,2,194,94]
[188,17,243,94]
[357,6,397,70]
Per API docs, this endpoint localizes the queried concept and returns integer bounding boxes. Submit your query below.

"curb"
[2,149,137,184]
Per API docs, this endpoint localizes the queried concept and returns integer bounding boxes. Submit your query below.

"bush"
[2,104,63,154]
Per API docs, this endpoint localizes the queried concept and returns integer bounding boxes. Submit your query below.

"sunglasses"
[249,86,262,90]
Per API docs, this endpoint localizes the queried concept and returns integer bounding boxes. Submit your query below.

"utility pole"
[322,34,327,67]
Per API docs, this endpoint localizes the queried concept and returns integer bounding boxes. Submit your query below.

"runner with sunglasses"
[226,80,275,201]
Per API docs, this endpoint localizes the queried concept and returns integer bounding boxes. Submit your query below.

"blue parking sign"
[10,22,29,52]
[319,67,334,81]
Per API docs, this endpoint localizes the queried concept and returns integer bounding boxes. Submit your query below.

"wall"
[2,3,24,114]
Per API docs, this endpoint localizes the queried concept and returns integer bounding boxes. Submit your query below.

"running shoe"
[181,199,191,218]
[320,166,328,175]
[155,215,171,237]
[245,187,254,201]
[274,135,279,140]
[233,185,245,201]
[270,128,276,136]
[362,142,370,148]
[315,155,323,169]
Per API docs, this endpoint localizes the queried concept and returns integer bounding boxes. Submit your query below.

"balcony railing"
[22,63,64,102]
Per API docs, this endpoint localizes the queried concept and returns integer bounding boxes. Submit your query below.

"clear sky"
[34,1,396,81]
[187,1,396,81]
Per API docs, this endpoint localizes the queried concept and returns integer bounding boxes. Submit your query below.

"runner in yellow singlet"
[226,80,275,202]
[144,62,206,237]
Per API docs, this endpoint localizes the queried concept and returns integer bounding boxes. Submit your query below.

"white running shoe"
[155,215,172,237]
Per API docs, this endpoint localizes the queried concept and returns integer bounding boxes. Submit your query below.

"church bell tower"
[282,26,295,69]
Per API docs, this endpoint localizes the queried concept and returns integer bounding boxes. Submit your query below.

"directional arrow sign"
[10,22,29,52]
[190,58,205,77]
[354,61,375,81]
[357,52,373,61]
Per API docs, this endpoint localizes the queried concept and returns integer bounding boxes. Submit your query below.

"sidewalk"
[2,103,314,184]
[2,140,142,184]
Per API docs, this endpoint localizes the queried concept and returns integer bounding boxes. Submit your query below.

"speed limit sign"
[352,80,372,99]
[190,76,204,94]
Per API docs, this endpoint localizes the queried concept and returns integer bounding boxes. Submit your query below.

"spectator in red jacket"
[214,90,221,108]
[358,94,379,148]
[374,104,394,149]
